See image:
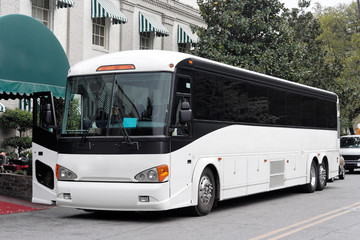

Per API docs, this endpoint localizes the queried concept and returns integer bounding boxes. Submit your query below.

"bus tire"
[316,163,326,191]
[192,167,215,216]
[303,161,317,193]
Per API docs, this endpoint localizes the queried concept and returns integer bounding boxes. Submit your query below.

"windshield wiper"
[121,129,139,151]
[115,108,139,151]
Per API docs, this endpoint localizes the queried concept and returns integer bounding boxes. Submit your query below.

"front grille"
[342,155,360,160]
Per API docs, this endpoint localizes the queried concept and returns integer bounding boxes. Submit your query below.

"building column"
[121,1,135,51]
[162,15,175,51]
[67,0,85,66]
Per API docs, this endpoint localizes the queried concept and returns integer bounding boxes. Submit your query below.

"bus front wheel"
[192,168,215,216]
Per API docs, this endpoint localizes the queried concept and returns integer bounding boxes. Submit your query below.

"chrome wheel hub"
[199,175,213,205]
[310,165,316,186]
[319,165,326,183]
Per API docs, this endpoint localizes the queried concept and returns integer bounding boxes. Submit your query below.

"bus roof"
[68,50,191,77]
[68,50,337,100]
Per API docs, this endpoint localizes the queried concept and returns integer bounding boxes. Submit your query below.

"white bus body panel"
[56,153,174,211]
[171,125,339,205]
[32,142,57,205]
[53,124,338,211]
[31,51,339,211]
[57,181,171,211]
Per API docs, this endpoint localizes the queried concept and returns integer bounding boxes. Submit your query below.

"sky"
[180,0,355,9]
[280,0,354,9]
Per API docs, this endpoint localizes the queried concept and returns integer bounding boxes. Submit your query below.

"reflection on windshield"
[340,137,360,148]
[62,72,172,136]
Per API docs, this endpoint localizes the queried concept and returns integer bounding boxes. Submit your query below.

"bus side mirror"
[40,102,58,133]
[44,104,53,125]
[179,102,192,123]
[41,103,54,126]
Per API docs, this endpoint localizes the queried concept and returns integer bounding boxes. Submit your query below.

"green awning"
[57,0,74,8]
[91,0,127,24]
[177,24,198,44]
[0,14,70,99]
[139,12,170,37]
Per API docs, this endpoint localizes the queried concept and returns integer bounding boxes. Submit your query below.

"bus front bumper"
[56,181,171,211]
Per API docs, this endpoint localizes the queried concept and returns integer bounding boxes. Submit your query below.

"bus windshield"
[62,72,172,136]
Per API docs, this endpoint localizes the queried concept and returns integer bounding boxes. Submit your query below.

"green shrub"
[0,108,32,135]
[3,136,32,154]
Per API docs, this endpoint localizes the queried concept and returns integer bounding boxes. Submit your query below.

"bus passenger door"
[32,92,58,205]
[170,73,193,205]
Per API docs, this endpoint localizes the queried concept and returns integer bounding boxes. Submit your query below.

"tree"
[316,2,360,130]
[192,0,300,80]
[192,0,341,89]
[0,108,33,155]
[193,0,359,132]
[3,136,32,154]
[0,108,32,137]
[284,0,342,92]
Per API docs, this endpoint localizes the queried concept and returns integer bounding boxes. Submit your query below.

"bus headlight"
[56,164,77,181]
[134,164,169,182]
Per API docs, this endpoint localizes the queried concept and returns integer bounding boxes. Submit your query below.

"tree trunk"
[357,0,360,21]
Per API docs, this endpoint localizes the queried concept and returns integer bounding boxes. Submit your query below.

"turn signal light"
[96,64,135,71]
[157,165,169,182]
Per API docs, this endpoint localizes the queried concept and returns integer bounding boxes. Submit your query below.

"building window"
[178,43,189,53]
[178,43,187,53]
[140,32,153,50]
[32,0,50,27]
[178,43,196,53]
[92,18,107,48]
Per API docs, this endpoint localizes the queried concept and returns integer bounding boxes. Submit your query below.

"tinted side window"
[286,93,301,126]
[248,84,269,124]
[315,99,326,128]
[223,79,248,122]
[326,101,337,129]
[301,96,315,127]
[268,88,286,125]
[193,70,337,130]
[194,71,224,121]
[177,75,191,94]
[194,71,250,122]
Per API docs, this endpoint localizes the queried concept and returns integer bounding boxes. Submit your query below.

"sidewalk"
[0,195,53,215]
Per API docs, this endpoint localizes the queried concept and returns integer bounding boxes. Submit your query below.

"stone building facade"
[0,0,205,144]
[0,0,205,66]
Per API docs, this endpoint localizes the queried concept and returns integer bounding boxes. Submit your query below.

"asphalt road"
[1,171,360,240]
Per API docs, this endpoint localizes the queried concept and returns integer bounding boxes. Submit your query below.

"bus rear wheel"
[192,168,215,216]
[316,163,327,191]
[303,161,317,193]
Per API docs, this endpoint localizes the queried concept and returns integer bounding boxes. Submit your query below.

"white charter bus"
[32,50,340,215]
